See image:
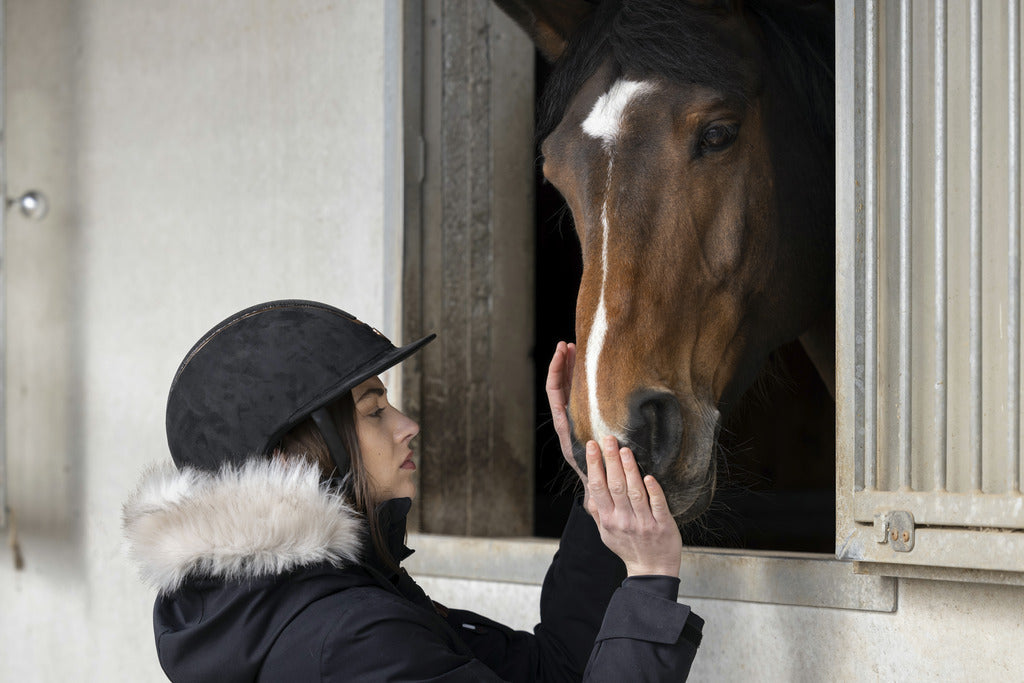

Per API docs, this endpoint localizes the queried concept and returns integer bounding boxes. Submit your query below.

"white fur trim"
[122,458,363,594]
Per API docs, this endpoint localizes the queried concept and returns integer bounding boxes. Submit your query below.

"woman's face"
[352,376,420,502]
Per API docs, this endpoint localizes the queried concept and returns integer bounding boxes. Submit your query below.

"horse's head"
[500,0,834,521]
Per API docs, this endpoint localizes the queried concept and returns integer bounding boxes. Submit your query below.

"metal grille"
[837,0,1024,575]
[0,0,7,531]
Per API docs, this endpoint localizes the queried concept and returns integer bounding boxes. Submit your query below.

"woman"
[123,299,702,681]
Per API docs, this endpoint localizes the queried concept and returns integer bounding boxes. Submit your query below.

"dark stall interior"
[529,58,836,553]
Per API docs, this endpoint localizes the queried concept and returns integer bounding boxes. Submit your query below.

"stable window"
[401,0,1023,611]
[836,0,1024,582]
[398,0,895,614]
[402,1,836,552]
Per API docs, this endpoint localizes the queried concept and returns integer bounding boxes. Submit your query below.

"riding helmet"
[165,299,434,474]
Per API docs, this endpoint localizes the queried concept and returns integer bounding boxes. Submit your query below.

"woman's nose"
[396,411,420,443]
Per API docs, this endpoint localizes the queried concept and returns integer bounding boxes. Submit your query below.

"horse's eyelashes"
[699,124,738,154]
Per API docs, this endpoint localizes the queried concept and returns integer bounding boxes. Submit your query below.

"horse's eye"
[700,124,737,151]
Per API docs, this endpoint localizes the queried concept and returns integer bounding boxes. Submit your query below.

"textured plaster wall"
[686,578,1023,681]
[419,571,1024,682]
[0,1,393,680]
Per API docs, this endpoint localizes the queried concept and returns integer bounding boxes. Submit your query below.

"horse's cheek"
[702,214,747,279]
[568,377,590,442]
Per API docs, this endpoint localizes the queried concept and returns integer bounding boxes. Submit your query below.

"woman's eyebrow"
[356,387,386,403]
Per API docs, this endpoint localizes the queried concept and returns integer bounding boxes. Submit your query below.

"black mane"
[537,0,835,146]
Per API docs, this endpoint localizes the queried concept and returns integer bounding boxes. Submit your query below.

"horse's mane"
[748,1,836,150]
[537,0,835,149]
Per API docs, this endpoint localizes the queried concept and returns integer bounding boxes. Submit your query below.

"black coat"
[123,459,702,682]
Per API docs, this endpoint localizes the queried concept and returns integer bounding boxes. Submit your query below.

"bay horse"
[498,0,835,523]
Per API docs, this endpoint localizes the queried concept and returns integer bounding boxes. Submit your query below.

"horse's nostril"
[627,390,683,472]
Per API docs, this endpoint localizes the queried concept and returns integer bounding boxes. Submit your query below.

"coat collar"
[372,497,415,570]
[122,458,364,594]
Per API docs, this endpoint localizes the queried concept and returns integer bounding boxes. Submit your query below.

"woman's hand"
[546,343,681,577]
[585,436,683,578]
[545,342,584,486]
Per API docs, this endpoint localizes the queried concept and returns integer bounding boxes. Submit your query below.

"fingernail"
[620,448,632,461]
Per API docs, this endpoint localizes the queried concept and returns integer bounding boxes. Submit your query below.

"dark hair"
[537,0,834,146]
[275,392,400,574]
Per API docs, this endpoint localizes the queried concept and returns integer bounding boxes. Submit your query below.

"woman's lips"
[400,453,416,470]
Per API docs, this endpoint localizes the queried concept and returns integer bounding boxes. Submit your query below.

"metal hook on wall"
[6,190,49,221]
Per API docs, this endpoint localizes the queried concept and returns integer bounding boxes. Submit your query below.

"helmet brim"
[270,332,436,450]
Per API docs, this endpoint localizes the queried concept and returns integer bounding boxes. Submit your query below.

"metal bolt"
[891,530,898,541]
[10,190,49,221]
[902,531,910,542]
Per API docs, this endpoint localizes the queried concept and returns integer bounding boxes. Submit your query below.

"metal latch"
[873,510,915,552]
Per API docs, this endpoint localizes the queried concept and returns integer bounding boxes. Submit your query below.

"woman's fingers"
[585,440,612,515]
[601,436,631,512]
[546,342,582,476]
[588,437,651,519]
[620,446,653,523]
[644,475,673,525]
[586,445,684,578]
[586,435,668,528]
[563,343,576,398]
[545,342,568,405]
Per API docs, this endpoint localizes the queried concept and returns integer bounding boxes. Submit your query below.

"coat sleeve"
[582,577,703,681]
[442,499,703,682]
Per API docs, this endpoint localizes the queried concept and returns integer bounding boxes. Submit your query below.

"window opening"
[529,57,836,552]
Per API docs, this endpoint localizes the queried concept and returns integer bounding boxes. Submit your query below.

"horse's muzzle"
[624,389,684,475]
[624,390,720,523]
[568,391,718,523]
[567,389,688,476]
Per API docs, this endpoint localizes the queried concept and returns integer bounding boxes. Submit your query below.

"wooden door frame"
[402,0,536,536]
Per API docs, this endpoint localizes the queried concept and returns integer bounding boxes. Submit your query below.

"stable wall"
[409,537,1024,682]
[0,1,403,680]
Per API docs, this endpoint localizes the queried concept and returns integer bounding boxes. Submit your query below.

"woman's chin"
[395,480,417,501]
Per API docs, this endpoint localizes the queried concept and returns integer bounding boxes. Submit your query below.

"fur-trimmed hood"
[123,458,364,594]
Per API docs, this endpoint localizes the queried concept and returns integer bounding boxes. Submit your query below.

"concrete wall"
[411,539,1024,682]
[0,1,399,680]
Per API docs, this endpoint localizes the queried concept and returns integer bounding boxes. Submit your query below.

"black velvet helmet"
[165,299,434,474]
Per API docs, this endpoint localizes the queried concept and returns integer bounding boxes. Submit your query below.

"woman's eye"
[370,406,386,418]
[700,124,737,151]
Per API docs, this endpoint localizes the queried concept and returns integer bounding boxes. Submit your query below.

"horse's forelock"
[611,1,750,98]
[539,0,750,141]
[537,0,619,142]
[537,0,833,144]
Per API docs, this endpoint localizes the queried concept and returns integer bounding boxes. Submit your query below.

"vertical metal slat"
[1009,0,1022,494]
[969,0,984,492]
[898,0,914,491]
[0,0,6,530]
[934,0,949,492]
[864,0,878,491]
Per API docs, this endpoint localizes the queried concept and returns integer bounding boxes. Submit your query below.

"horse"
[497,0,835,523]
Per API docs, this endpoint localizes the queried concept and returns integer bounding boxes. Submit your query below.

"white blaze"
[581,79,653,148]
[585,200,614,441]
[580,79,654,441]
